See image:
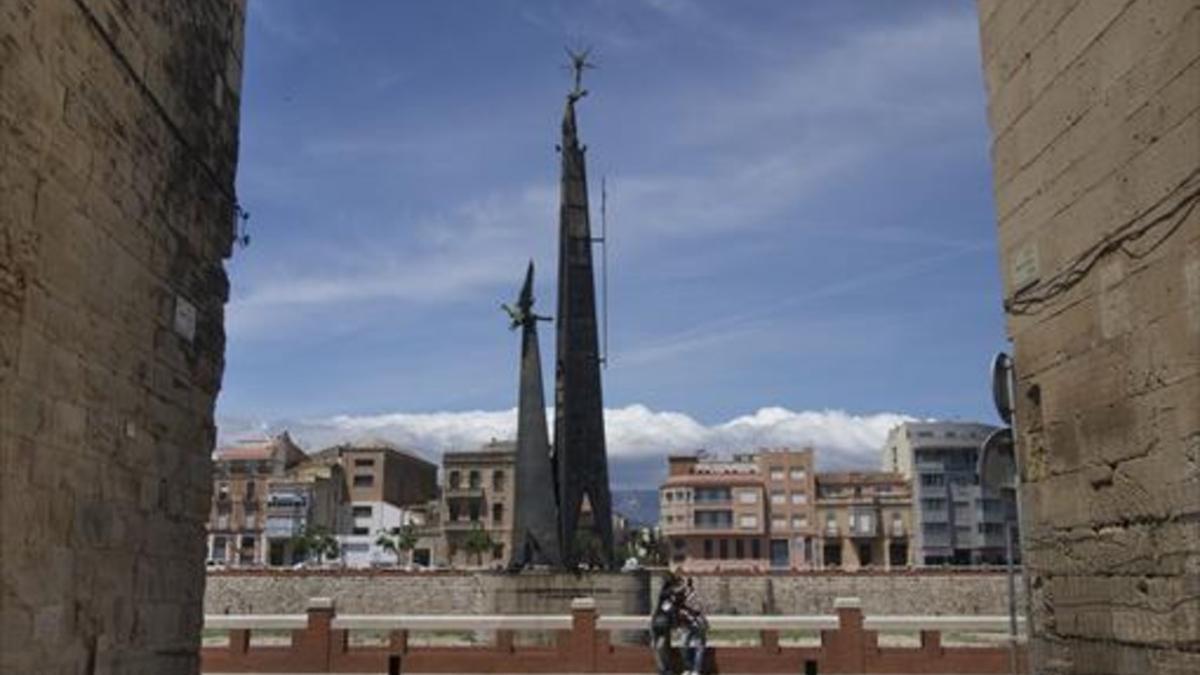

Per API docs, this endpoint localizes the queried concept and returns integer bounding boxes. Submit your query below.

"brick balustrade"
[202,597,1026,673]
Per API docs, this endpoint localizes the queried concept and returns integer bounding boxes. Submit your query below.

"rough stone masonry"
[976,1,1200,673]
[0,1,245,673]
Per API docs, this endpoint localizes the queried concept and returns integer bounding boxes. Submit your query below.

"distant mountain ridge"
[612,489,659,527]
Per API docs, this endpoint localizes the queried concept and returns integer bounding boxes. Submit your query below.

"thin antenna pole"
[601,176,609,367]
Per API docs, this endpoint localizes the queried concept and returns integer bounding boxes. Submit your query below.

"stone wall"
[1,1,245,673]
[976,1,1199,673]
[205,570,1022,617]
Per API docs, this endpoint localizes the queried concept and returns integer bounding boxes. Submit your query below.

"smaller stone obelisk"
[505,262,562,569]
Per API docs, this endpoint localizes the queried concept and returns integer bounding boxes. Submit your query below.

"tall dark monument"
[505,263,562,568]
[553,51,615,569]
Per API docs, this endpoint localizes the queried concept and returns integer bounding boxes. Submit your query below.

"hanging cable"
[1005,167,1200,316]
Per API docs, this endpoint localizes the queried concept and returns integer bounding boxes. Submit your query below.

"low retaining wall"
[201,597,1027,674]
[205,569,1025,617]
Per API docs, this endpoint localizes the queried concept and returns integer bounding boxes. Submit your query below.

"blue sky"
[218,1,1007,484]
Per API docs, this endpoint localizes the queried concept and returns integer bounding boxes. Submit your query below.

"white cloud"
[218,404,915,477]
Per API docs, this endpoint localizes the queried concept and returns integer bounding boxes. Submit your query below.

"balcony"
[445,486,486,499]
[264,517,304,538]
[443,518,485,531]
[848,520,877,538]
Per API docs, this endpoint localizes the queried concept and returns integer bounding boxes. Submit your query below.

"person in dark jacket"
[650,572,708,675]
[650,572,685,675]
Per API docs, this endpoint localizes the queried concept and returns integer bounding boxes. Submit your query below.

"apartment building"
[882,421,1015,565]
[813,472,913,570]
[310,441,439,567]
[209,433,309,565]
[661,448,817,570]
[262,460,351,565]
[442,440,516,567]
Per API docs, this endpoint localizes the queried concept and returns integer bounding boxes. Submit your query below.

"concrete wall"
[205,570,1022,617]
[1,1,245,673]
[976,1,1200,673]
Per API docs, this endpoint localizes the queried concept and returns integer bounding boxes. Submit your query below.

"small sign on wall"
[1010,241,1040,293]
[174,295,197,343]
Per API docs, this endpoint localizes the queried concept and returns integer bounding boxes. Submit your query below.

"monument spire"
[553,54,615,570]
[505,262,561,569]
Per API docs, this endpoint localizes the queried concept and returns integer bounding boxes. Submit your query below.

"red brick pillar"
[569,597,599,672]
[822,596,867,674]
[294,597,335,673]
[230,628,251,663]
[761,629,780,653]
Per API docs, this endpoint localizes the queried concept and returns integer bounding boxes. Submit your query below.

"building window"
[492,544,505,560]
[211,537,227,561]
[694,510,733,528]
[492,503,504,524]
[770,491,785,505]
[791,516,807,530]
[468,503,481,521]
[790,492,807,505]
[769,467,784,481]
[719,539,729,559]
[673,538,685,550]
[771,517,786,531]
[352,526,369,535]
[352,505,372,519]
[751,539,762,559]
[449,471,461,489]
[735,539,745,559]
[354,458,375,467]
[245,481,257,500]
[354,474,374,488]
[694,487,731,502]
[469,471,481,489]
[738,515,758,529]
[737,490,758,504]
[663,491,674,503]
[492,471,505,491]
[703,539,713,559]
[789,469,806,481]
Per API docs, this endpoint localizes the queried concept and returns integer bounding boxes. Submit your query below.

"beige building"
[262,461,351,566]
[661,448,818,570]
[661,448,915,571]
[208,433,308,565]
[442,440,516,567]
[306,441,439,566]
[813,472,914,570]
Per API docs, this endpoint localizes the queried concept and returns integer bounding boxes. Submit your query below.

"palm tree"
[292,526,339,566]
[395,524,419,567]
[463,524,494,567]
[375,531,400,565]
[375,525,419,567]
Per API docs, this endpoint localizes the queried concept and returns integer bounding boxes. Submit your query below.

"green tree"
[375,530,399,564]
[292,526,339,565]
[376,525,419,566]
[463,524,494,567]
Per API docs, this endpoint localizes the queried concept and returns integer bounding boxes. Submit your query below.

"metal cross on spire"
[565,46,596,101]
